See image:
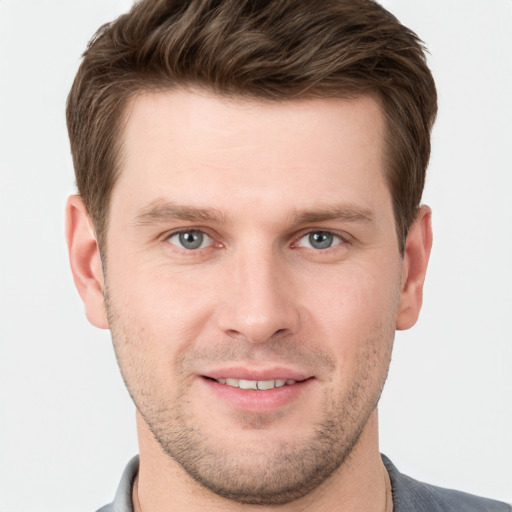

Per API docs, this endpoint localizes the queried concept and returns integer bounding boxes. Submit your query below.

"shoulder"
[95,456,139,512]
[382,455,511,512]
[96,506,113,512]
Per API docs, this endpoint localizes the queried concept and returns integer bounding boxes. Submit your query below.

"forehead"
[113,89,391,225]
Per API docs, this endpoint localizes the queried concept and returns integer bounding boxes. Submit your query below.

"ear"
[65,195,109,329]
[396,205,433,330]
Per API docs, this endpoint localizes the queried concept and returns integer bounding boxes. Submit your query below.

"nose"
[215,248,301,344]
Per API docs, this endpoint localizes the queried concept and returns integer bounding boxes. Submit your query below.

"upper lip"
[201,366,311,382]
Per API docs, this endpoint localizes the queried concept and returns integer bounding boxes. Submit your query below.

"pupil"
[179,231,203,249]
[309,232,333,249]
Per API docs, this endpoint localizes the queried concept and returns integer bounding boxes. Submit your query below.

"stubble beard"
[105,292,394,505]
[150,397,382,505]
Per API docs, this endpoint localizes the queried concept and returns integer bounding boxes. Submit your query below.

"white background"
[0,1,511,510]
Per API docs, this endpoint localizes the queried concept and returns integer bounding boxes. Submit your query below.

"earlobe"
[65,195,109,329]
[396,205,433,331]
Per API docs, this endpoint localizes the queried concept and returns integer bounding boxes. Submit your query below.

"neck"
[134,410,391,512]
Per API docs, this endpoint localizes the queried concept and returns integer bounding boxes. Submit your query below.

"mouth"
[205,377,299,390]
[199,368,314,412]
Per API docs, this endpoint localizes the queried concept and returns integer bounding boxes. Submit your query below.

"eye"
[167,230,213,250]
[296,231,344,250]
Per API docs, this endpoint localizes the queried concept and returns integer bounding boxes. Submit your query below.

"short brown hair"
[67,0,437,253]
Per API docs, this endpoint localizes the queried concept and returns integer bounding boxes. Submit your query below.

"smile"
[201,374,313,412]
[215,378,297,390]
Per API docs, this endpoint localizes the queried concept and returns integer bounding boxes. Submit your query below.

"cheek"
[105,258,219,375]
[299,263,400,358]
[109,246,212,315]
[304,262,400,318]
[105,268,202,405]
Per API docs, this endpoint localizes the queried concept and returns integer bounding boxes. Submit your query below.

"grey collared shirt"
[96,455,511,512]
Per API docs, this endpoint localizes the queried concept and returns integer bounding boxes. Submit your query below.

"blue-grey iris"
[179,231,204,249]
[309,232,334,249]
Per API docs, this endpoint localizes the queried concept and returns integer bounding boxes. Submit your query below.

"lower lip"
[201,377,313,413]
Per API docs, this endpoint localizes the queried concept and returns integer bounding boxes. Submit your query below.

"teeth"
[239,379,258,390]
[215,378,297,390]
[257,380,275,390]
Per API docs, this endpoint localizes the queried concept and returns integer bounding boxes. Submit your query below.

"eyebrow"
[132,198,375,227]
[292,205,375,225]
[133,199,227,226]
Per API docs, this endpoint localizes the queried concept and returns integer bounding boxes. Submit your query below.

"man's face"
[103,90,405,504]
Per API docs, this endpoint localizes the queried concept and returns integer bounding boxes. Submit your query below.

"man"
[65,0,511,511]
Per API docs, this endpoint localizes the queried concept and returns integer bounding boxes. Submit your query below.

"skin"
[66,90,432,511]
